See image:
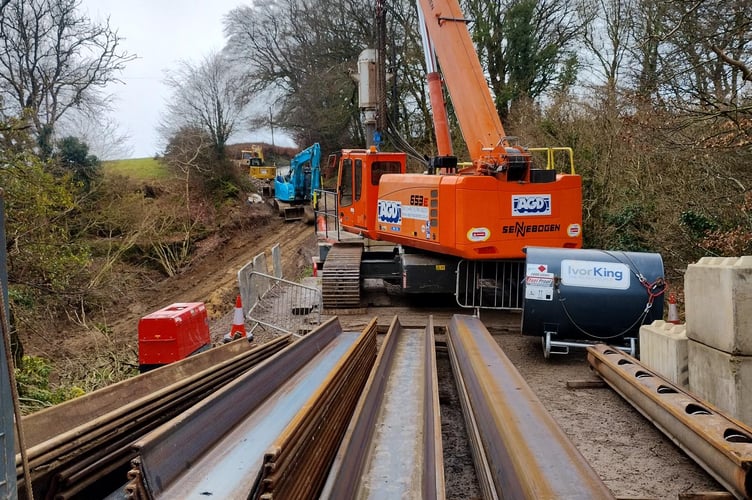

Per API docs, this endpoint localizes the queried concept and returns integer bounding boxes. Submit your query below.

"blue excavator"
[273,143,322,222]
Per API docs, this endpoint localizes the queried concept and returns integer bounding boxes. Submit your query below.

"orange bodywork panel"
[416,0,507,162]
[373,174,582,259]
[337,149,583,260]
[337,149,406,232]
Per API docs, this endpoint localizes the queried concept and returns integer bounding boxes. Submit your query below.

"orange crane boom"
[416,0,512,171]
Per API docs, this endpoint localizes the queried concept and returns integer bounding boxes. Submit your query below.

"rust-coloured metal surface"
[21,337,276,447]
[447,314,615,499]
[16,336,291,499]
[126,317,344,498]
[125,317,378,499]
[321,315,445,499]
[253,318,377,499]
[587,343,752,499]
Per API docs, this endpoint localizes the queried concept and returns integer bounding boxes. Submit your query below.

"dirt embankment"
[30,203,317,370]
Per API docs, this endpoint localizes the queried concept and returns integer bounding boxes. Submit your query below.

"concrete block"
[638,320,688,387]
[688,339,752,426]
[685,256,752,355]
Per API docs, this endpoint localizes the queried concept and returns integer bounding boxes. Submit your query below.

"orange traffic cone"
[667,293,680,324]
[316,214,327,233]
[224,295,252,342]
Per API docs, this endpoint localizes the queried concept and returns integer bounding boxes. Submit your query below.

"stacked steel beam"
[16,336,291,499]
[125,317,372,499]
[320,316,444,499]
[253,318,377,498]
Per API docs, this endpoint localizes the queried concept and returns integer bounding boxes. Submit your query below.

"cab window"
[355,159,362,201]
[339,159,353,206]
[371,161,402,185]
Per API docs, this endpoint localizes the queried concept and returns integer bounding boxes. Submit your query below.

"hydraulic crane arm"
[289,143,322,195]
[416,0,520,174]
[417,6,453,158]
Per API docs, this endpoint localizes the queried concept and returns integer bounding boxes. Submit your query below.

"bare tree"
[161,52,247,158]
[60,113,133,160]
[579,0,636,105]
[223,0,376,151]
[630,0,665,102]
[631,0,751,116]
[659,1,748,112]
[622,0,752,148]
[0,0,134,153]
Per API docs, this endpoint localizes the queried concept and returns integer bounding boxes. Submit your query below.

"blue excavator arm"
[274,143,321,204]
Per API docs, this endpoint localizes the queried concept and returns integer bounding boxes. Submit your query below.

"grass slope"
[103,157,170,181]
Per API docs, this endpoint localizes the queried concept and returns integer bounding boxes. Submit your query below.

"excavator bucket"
[282,205,315,223]
[283,205,305,222]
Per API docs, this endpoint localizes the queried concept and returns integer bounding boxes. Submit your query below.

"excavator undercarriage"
[320,240,526,311]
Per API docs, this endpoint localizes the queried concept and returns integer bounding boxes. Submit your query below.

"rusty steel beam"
[321,315,445,499]
[125,317,369,499]
[447,314,615,499]
[16,336,291,499]
[21,336,271,448]
[253,318,378,499]
[447,323,498,500]
[587,344,752,499]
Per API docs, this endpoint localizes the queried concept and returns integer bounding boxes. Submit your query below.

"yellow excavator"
[239,145,275,196]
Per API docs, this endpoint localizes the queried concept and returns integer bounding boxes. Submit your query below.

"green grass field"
[102,157,171,181]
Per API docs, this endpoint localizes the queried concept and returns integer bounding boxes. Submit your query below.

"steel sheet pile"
[447,314,615,499]
[253,318,377,498]
[124,317,375,499]
[16,337,291,499]
[321,316,444,499]
[588,344,752,499]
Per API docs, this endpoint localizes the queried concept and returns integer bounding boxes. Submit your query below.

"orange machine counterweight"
[336,150,582,260]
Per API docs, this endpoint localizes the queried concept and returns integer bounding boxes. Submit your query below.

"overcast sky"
[80,0,294,159]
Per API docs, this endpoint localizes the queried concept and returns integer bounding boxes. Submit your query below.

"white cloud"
[80,0,294,159]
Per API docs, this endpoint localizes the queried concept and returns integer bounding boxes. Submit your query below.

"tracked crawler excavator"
[320,0,583,310]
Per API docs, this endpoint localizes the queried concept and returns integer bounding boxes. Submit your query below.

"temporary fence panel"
[247,272,322,336]
[238,252,274,317]
[272,244,282,278]
[455,260,525,311]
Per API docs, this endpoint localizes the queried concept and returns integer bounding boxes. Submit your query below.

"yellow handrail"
[527,147,576,174]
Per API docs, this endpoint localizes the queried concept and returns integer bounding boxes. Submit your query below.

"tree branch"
[711,45,752,82]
